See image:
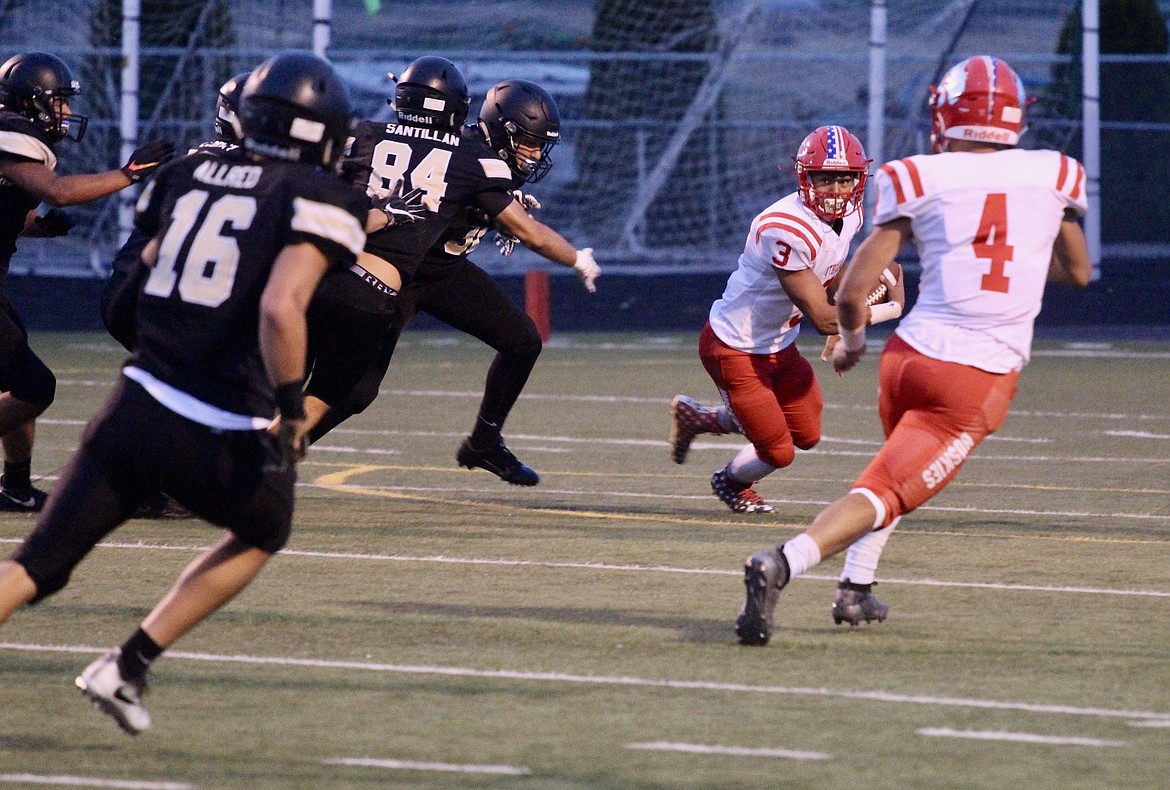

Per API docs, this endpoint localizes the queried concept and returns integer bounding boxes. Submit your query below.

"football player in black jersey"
[0,51,176,512]
[297,60,600,486]
[102,69,252,352]
[100,70,253,519]
[313,79,599,486]
[0,51,368,735]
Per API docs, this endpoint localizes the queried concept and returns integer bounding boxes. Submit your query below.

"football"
[865,267,898,305]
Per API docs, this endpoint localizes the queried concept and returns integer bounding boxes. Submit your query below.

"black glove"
[34,208,74,237]
[122,140,177,183]
[373,183,427,228]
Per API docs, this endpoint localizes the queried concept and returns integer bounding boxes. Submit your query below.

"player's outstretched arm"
[1048,211,1092,287]
[0,140,175,207]
[493,199,600,293]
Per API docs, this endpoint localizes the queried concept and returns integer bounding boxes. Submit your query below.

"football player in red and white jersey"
[669,125,904,520]
[735,56,1092,647]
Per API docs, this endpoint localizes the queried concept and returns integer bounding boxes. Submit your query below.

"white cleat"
[75,649,151,735]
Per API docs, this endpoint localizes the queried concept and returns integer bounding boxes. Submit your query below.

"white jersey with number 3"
[874,149,1087,372]
[709,191,862,355]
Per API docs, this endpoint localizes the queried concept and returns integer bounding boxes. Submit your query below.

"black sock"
[469,416,501,449]
[118,628,165,682]
[2,459,31,492]
[838,578,873,594]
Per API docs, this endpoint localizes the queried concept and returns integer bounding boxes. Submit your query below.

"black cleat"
[0,477,48,512]
[831,580,889,626]
[735,548,788,646]
[457,438,540,486]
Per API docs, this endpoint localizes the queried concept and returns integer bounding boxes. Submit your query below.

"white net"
[1,0,1163,276]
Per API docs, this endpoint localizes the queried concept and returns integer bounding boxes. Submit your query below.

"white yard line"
[0,776,194,790]
[2,643,1169,725]
[916,727,1128,747]
[0,538,1166,598]
[625,742,829,760]
[322,757,529,775]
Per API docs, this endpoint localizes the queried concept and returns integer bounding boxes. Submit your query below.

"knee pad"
[757,443,796,469]
[10,552,72,603]
[6,347,56,408]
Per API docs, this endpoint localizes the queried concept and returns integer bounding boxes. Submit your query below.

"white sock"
[781,533,822,579]
[727,445,777,483]
[715,407,736,433]
[715,389,743,434]
[839,516,899,585]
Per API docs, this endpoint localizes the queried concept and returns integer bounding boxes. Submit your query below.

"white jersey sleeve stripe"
[479,157,512,180]
[291,196,366,256]
[0,129,57,169]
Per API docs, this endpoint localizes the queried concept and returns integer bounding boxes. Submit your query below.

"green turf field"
[2,330,1168,789]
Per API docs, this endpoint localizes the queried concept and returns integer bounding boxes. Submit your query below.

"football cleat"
[0,477,48,512]
[831,580,889,626]
[457,437,540,486]
[75,649,151,735]
[710,468,773,514]
[668,395,725,465]
[736,548,789,646]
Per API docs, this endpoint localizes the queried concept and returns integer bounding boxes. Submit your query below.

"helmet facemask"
[799,169,867,220]
[502,120,557,183]
[30,84,87,143]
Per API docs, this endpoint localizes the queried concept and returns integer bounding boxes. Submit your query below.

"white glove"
[511,190,542,212]
[494,231,518,257]
[572,248,600,293]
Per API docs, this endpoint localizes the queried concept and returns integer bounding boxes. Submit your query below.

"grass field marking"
[1127,719,1170,728]
[1106,430,1170,440]
[0,774,195,789]
[300,460,1170,496]
[46,386,1170,424]
[303,472,1170,526]
[322,757,530,775]
[915,728,1129,747]
[5,642,1170,724]
[2,537,1169,596]
[624,742,830,760]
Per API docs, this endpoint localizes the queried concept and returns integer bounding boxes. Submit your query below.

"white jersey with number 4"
[709,191,862,355]
[874,149,1087,373]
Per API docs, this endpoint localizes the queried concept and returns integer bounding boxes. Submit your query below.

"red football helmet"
[929,56,1026,153]
[791,125,871,221]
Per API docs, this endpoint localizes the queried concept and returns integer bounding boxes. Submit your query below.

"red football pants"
[698,321,822,468]
[856,333,1020,527]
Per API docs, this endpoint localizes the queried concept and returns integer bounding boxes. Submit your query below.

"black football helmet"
[239,52,352,168]
[214,71,250,143]
[392,56,469,132]
[477,80,560,183]
[0,51,88,143]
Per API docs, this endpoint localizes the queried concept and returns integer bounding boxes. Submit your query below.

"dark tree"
[1046,0,1170,245]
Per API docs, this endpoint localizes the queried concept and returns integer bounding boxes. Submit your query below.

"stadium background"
[2,0,1168,331]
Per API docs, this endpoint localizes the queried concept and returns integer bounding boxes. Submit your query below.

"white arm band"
[868,300,903,325]
[840,326,867,352]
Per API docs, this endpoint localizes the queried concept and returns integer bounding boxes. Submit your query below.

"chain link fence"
[2,0,1167,284]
